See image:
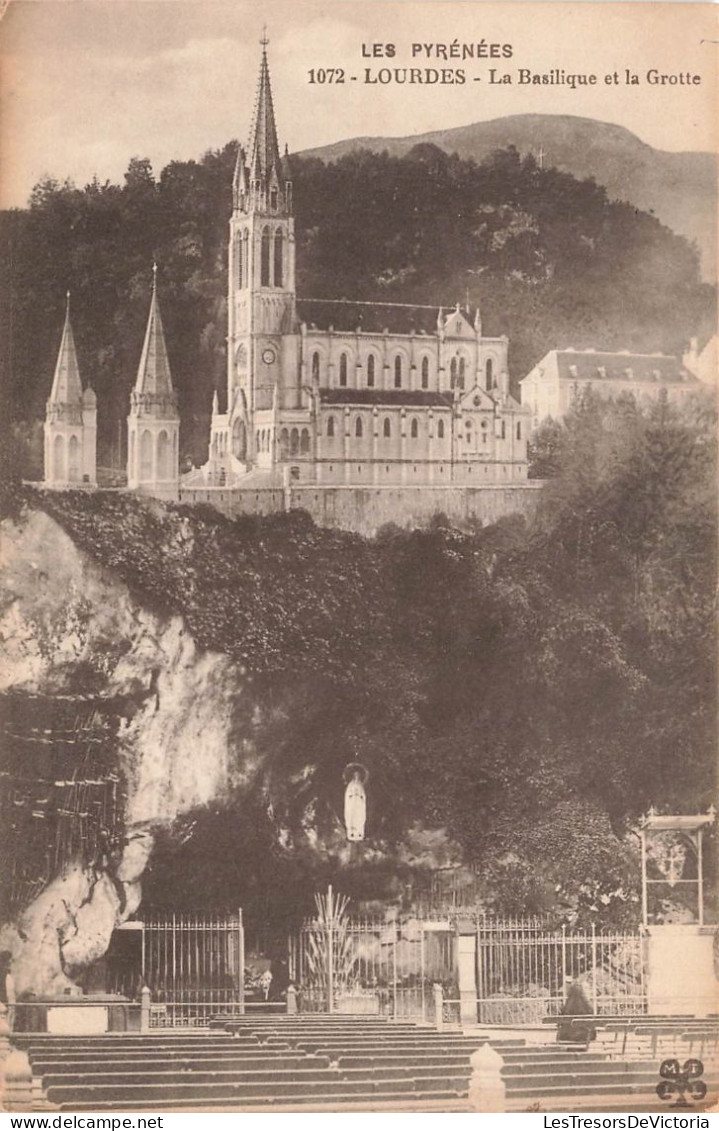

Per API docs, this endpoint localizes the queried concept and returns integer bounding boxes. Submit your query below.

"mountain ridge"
[300,113,717,281]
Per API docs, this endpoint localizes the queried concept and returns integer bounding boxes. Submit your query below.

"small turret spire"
[133,264,175,402]
[49,292,83,405]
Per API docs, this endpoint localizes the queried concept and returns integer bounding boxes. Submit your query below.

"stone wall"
[180,481,544,534]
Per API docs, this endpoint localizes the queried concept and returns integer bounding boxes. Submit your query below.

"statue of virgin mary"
[343,763,369,842]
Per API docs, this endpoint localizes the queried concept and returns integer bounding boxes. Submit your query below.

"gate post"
[433,982,444,1030]
[287,984,298,1014]
[238,907,245,1015]
[140,985,151,1032]
[457,917,479,1025]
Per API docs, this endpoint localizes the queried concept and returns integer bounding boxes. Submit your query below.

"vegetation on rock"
[2,392,712,928]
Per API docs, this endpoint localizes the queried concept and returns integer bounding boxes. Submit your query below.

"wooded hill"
[1,143,715,468]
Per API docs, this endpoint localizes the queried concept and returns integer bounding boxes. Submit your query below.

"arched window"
[242,231,249,287]
[459,357,466,389]
[67,435,80,482]
[312,351,320,381]
[52,434,65,481]
[274,230,283,287]
[260,227,271,286]
[421,357,429,389]
[232,418,247,460]
[270,187,278,211]
[279,428,289,458]
[140,430,153,481]
[300,429,310,454]
[485,358,493,388]
[339,353,348,387]
[410,418,419,439]
[394,356,402,388]
[437,419,445,439]
[327,416,335,438]
[355,416,363,438]
[516,421,522,440]
[290,428,299,456]
[235,234,243,289]
[501,420,506,440]
[157,430,171,479]
[450,358,458,385]
[367,355,375,387]
[383,418,391,438]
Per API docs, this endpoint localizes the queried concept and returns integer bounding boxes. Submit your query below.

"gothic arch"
[421,356,430,388]
[355,416,363,438]
[367,355,376,387]
[140,430,153,481]
[274,230,283,287]
[290,428,299,456]
[300,428,310,454]
[260,227,271,287]
[52,433,65,481]
[327,416,335,438]
[157,430,172,479]
[339,353,348,387]
[232,417,247,460]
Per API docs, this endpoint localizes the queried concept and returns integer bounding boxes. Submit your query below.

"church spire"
[247,31,281,184]
[132,263,176,407]
[49,292,83,406]
[234,33,291,214]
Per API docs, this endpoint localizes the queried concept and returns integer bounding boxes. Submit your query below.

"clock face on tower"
[262,347,276,365]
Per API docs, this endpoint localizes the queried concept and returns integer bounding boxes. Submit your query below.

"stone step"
[47,1073,470,1106]
[32,1054,330,1074]
[59,1087,467,1112]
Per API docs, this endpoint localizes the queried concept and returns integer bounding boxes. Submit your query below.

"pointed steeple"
[49,292,83,406]
[133,263,176,407]
[247,32,281,185]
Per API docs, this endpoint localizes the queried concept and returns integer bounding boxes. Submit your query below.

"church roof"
[49,294,83,405]
[299,300,443,338]
[319,388,453,408]
[247,40,281,182]
[134,267,175,398]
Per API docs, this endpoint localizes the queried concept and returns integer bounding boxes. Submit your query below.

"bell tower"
[228,33,295,425]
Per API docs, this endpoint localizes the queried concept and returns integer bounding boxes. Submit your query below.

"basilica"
[43,40,535,532]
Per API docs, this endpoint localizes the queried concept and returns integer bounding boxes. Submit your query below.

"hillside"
[301,114,717,281]
[1,397,716,972]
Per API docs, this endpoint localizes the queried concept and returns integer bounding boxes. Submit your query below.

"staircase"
[16,1015,719,1113]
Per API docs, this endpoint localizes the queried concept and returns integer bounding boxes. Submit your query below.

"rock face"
[0,508,253,996]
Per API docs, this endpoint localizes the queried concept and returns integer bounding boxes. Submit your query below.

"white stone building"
[198,41,530,495]
[519,348,703,431]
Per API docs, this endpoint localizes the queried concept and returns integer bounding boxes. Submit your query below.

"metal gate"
[140,910,245,1026]
[288,888,455,1021]
[475,917,646,1024]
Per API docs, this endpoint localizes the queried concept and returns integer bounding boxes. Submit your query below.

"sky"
[0,0,716,208]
